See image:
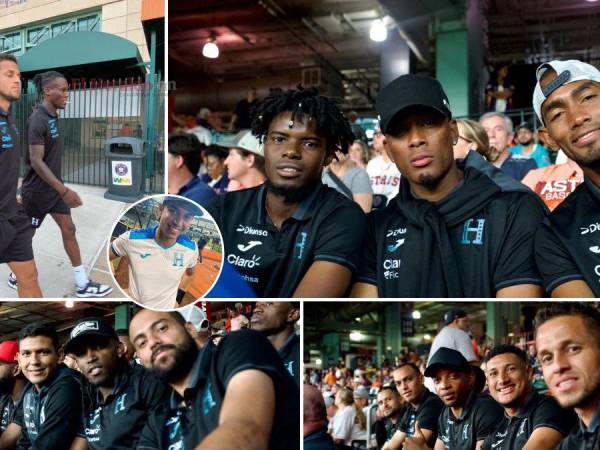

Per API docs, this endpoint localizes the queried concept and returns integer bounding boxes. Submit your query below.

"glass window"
[0,32,21,53]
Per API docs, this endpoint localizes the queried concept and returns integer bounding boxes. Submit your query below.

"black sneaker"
[7,272,17,290]
[76,280,113,298]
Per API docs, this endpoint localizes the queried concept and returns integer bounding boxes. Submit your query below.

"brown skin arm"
[0,422,21,450]
[521,427,565,450]
[292,261,352,297]
[109,245,122,262]
[194,369,275,450]
[351,282,378,298]
[69,437,89,450]
[496,284,544,298]
[434,439,446,450]
[29,144,82,207]
[551,280,595,298]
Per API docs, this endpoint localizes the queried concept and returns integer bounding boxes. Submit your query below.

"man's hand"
[62,188,83,208]
[402,422,432,450]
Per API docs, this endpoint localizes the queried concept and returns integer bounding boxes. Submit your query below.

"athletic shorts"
[0,211,34,263]
[21,189,70,229]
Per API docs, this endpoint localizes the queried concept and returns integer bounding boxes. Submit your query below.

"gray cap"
[353,386,369,399]
[218,130,263,157]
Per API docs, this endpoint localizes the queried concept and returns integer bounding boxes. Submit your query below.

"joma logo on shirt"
[294,232,308,260]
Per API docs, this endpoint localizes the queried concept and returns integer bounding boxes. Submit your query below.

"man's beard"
[0,376,14,393]
[573,145,600,169]
[150,334,198,384]
[266,179,318,203]
[556,375,600,410]
[519,138,534,146]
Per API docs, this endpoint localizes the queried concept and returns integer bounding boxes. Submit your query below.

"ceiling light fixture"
[65,299,74,308]
[202,35,219,59]
[412,310,421,320]
[370,20,387,42]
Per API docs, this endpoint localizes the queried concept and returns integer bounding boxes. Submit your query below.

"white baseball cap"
[533,59,600,126]
[178,305,209,332]
[218,130,263,157]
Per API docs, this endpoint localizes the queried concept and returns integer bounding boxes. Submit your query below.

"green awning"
[18,31,145,78]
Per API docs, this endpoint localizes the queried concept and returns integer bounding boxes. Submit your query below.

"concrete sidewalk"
[0,183,130,299]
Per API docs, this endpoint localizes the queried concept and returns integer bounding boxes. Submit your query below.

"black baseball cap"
[444,308,467,325]
[376,74,452,134]
[424,347,471,377]
[64,317,118,355]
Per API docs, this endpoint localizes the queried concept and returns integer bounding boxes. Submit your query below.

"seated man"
[207,88,367,297]
[110,197,199,309]
[353,74,545,298]
[482,345,576,450]
[130,309,299,450]
[531,59,600,297]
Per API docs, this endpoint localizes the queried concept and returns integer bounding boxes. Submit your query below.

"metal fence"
[14,76,164,194]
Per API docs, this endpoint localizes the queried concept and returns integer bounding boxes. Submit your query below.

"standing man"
[230,87,258,130]
[481,344,576,450]
[168,133,216,206]
[110,197,199,309]
[64,317,169,449]
[0,324,83,450]
[386,363,443,449]
[429,309,477,364]
[532,60,600,297]
[480,112,537,181]
[405,348,503,450]
[535,303,600,449]
[0,341,24,436]
[0,53,42,298]
[251,302,300,384]
[129,309,299,450]
[353,74,545,298]
[11,70,111,297]
[366,127,401,208]
[510,122,551,168]
[207,88,367,297]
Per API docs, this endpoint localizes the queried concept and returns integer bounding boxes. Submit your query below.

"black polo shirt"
[358,157,544,297]
[206,182,367,297]
[558,401,600,450]
[78,360,169,450]
[399,388,444,437]
[0,106,21,220]
[12,364,83,449]
[21,104,63,195]
[535,178,600,297]
[278,332,300,385]
[0,392,15,432]
[137,329,300,450]
[437,392,504,450]
[481,391,577,450]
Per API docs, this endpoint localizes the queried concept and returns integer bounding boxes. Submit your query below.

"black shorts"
[22,189,70,229]
[0,211,34,263]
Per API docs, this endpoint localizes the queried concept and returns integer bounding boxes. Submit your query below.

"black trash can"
[104,137,146,202]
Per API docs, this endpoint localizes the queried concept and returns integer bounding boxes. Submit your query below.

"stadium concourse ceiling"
[0,302,127,341]
[170,0,600,110]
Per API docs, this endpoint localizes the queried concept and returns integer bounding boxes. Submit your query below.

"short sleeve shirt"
[399,389,444,437]
[322,166,373,197]
[12,365,83,449]
[534,179,600,296]
[22,105,63,194]
[481,391,577,450]
[0,392,15,432]
[358,189,544,298]
[79,362,170,450]
[206,182,367,297]
[278,332,300,385]
[437,393,504,450]
[111,227,198,309]
[429,328,477,363]
[366,156,401,202]
[137,329,300,450]
[558,401,600,450]
[0,107,21,220]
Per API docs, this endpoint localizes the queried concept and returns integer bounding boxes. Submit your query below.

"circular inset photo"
[107,194,224,310]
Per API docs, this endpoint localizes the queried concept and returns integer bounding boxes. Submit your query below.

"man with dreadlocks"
[206,87,367,297]
[9,70,112,297]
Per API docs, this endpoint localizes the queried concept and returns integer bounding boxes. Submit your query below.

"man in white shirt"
[366,127,401,207]
[110,197,199,310]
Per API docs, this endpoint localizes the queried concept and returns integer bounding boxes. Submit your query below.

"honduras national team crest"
[173,252,184,267]
[48,118,59,139]
[461,218,485,245]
